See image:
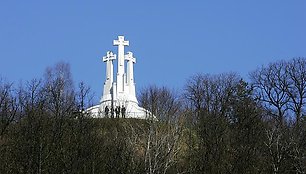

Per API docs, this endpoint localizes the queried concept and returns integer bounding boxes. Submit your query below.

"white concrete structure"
[87,36,150,119]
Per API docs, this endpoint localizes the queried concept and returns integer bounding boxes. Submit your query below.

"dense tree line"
[1,58,306,173]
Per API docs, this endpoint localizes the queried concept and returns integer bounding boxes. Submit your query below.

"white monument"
[87,36,150,119]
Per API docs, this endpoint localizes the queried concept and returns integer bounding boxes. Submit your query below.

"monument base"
[86,102,152,119]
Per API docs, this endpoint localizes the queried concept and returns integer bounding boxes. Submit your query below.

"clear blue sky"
[1,1,305,102]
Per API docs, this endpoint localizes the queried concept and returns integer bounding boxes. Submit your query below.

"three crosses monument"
[87,36,149,119]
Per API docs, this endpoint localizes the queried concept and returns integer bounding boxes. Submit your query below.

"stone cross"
[113,36,129,73]
[103,51,116,61]
[125,51,136,85]
[125,51,136,63]
[113,36,129,93]
[102,51,116,81]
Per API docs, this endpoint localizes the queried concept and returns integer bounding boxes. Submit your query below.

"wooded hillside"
[1,58,306,173]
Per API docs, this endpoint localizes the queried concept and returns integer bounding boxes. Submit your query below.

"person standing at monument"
[118,106,121,118]
[121,106,126,118]
[111,107,114,118]
[115,106,120,118]
[104,106,109,118]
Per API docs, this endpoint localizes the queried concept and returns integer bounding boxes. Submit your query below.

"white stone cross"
[113,36,129,67]
[103,51,116,62]
[113,36,129,47]
[125,51,136,63]
[114,36,129,93]
[125,51,136,85]
[102,51,116,82]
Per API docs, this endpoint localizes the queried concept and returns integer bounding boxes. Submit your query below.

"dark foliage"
[1,58,306,173]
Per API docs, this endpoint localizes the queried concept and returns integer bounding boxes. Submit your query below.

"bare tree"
[0,78,18,139]
[184,72,240,120]
[40,62,77,172]
[184,74,206,118]
[138,85,182,122]
[138,85,185,173]
[143,119,183,174]
[43,62,76,118]
[286,58,306,126]
[264,127,291,173]
[76,81,94,112]
[251,58,306,173]
[15,78,50,174]
[250,61,290,126]
[184,73,241,173]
